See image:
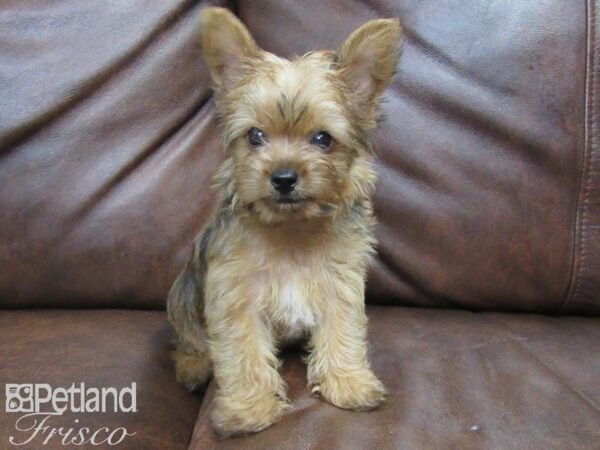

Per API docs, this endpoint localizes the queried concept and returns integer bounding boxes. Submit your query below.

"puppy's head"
[200,8,403,224]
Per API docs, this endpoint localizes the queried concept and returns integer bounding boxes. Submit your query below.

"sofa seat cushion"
[0,309,202,450]
[191,306,600,450]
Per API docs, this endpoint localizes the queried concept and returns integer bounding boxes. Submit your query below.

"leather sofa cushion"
[2,0,599,314]
[190,306,600,450]
[0,310,202,450]
[0,0,228,309]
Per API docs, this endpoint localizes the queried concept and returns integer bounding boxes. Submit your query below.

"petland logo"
[5,383,137,446]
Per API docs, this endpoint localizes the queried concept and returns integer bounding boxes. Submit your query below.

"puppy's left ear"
[337,19,403,120]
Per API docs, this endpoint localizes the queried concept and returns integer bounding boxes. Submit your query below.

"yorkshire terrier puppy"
[168,7,403,437]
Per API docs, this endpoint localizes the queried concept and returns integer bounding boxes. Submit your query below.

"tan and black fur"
[168,7,403,437]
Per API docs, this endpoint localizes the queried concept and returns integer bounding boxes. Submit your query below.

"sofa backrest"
[1,0,598,315]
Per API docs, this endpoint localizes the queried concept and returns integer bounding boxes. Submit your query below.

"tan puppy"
[168,7,403,437]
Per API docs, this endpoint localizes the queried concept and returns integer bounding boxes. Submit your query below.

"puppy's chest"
[245,236,334,341]
[252,264,318,342]
[273,280,315,341]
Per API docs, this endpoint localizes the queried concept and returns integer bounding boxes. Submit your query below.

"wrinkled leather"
[191,306,600,450]
[0,309,202,450]
[1,0,599,313]
[0,0,227,309]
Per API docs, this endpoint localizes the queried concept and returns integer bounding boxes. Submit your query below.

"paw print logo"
[5,384,34,413]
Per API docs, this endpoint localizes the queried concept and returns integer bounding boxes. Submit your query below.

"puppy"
[168,7,403,437]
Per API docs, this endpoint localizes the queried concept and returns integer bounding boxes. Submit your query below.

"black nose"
[271,169,298,194]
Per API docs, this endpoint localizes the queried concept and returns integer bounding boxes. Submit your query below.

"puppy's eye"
[247,127,266,147]
[311,131,333,150]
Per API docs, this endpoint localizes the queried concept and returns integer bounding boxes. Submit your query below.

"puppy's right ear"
[199,7,259,91]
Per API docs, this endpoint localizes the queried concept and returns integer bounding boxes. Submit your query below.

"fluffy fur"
[167,7,403,437]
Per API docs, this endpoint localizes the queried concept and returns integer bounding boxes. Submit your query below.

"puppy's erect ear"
[337,19,403,118]
[199,7,259,90]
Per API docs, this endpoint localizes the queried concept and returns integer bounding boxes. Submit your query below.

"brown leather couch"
[1,1,599,449]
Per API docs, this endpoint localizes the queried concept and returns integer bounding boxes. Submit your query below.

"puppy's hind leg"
[168,262,212,391]
[173,339,212,392]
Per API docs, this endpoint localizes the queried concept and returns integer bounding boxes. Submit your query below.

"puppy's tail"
[167,258,212,391]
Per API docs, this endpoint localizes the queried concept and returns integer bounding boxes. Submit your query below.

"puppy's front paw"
[311,369,387,411]
[211,393,290,438]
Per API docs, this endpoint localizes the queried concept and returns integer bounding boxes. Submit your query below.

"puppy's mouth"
[270,193,309,210]
[275,195,304,204]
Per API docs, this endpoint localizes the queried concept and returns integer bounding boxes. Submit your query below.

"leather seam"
[561,0,598,313]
